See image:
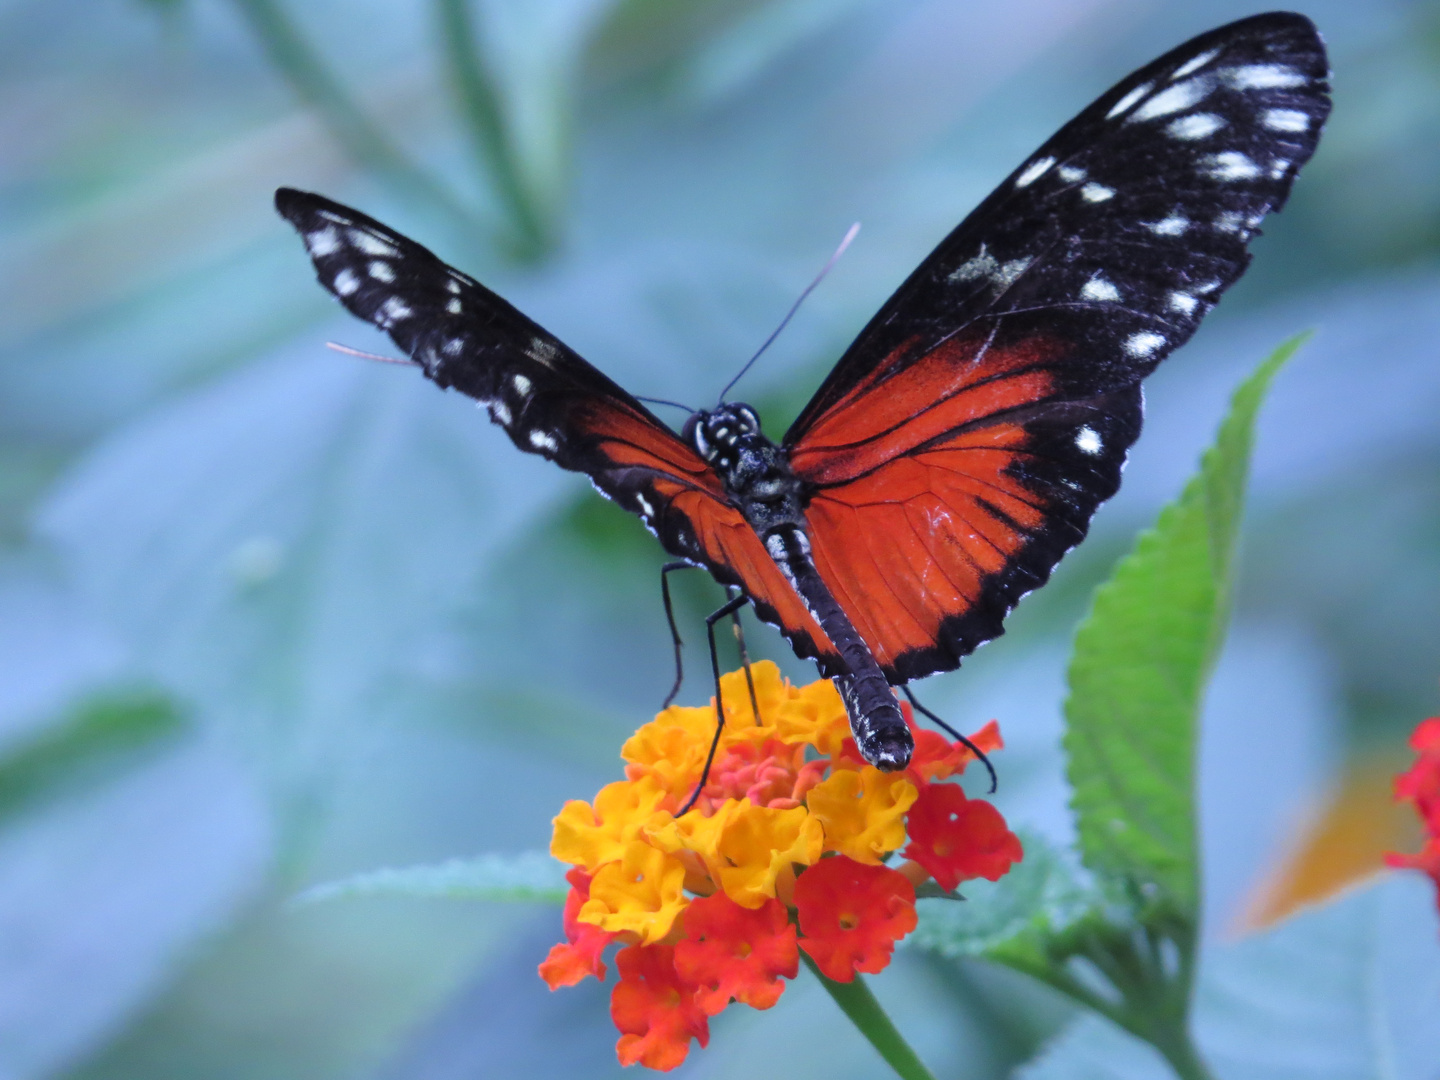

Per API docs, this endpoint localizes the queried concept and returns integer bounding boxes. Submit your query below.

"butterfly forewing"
[275,188,839,667]
[781,12,1329,682]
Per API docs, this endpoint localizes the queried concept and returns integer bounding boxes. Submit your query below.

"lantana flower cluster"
[1386,716,1440,911]
[539,661,1023,1070]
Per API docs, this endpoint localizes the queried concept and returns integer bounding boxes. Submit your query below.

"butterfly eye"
[692,422,713,460]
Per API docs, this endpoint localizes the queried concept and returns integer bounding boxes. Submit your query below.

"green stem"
[230,0,478,233]
[434,0,551,258]
[991,940,1216,1080]
[801,954,937,1080]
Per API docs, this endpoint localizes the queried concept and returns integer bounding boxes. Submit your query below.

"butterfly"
[276,12,1329,775]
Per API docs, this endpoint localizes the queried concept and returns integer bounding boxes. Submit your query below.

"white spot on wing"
[1262,108,1310,133]
[1075,426,1103,455]
[333,268,360,296]
[1214,210,1245,234]
[1222,64,1305,90]
[1269,158,1291,179]
[349,229,399,257]
[443,337,466,356]
[1081,182,1115,203]
[1167,291,1198,315]
[1203,151,1260,182]
[1058,164,1087,183]
[1015,156,1055,188]
[525,337,559,367]
[951,245,998,283]
[1125,331,1166,358]
[1131,78,1212,121]
[636,494,654,518]
[1147,215,1189,236]
[317,210,351,226]
[379,296,412,323]
[446,278,462,294]
[306,227,340,257]
[511,373,532,398]
[489,400,511,425]
[1166,113,1225,141]
[369,261,395,283]
[1194,279,1222,295]
[1106,81,1152,119]
[446,298,462,315]
[528,430,559,453]
[994,256,1033,289]
[1170,47,1221,81]
[1080,273,1120,302]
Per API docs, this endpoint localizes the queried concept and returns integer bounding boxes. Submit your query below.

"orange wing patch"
[791,334,1064,679]
[788,332,1060,486]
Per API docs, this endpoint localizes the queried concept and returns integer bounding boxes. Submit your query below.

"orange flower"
[794,855,918,982]
[1385,717,1440,910]
[674,894,798,1013]
[540,663,1021,1069]
[538,869,614,988]
[903,783,1025,891]
[611,945,710,1071]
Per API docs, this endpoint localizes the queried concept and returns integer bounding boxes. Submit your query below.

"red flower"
[1395,717,1440,835]
[794,855,917,982]
[610,945,710,1071]
[1387,717,1440,912]
[903,783,1024,891]
[673,893,798,1014]
[906,717,1004,785]
[538,869,613,988]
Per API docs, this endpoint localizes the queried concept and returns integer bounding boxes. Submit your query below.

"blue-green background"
[2,1,1438,1076]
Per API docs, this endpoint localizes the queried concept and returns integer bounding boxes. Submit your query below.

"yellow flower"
[579,840,689,944]
[707,801,824,907]
[769,675,852,760]
[806,768,919,864]
[551,776,670,872]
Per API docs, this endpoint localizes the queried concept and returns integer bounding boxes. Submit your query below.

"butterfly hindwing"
[783,12,1329,681]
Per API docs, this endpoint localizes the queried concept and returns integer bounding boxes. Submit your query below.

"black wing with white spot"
[780,12,1329,683]
[789,12,1328,439]
[274,187,734,561]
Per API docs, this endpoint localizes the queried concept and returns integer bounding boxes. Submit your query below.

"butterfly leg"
[659,561,697,708]
[900,686,998,794]
[725,586,763,727]
[676,590,749,816]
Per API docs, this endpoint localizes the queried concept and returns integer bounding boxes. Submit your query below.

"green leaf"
[1015,875,1440,1080]
[291,851,568,907]
[0,687,186,823]
[1063,334,1309,914]
[909,834,1094,965]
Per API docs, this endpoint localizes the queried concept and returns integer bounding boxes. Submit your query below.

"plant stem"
[801,954,937,1080]
[434,0,551,258]
[231,0,478,234]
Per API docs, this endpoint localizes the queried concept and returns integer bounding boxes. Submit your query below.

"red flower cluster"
[538,663,1023,1070]
[1385,716,1440,908]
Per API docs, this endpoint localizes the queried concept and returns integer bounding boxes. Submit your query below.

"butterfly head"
[683,403,763,471]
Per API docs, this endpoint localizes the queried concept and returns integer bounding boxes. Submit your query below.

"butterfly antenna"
[635,395,697,414]
[326,341,418,366]
[718,221,860,404]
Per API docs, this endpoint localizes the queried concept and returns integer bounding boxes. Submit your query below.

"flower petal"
[611,945,709,1071]
[674,894,797,1013]
[794,855,917,982]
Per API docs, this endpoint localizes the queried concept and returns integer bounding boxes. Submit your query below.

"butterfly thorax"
[683,404,808,535]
